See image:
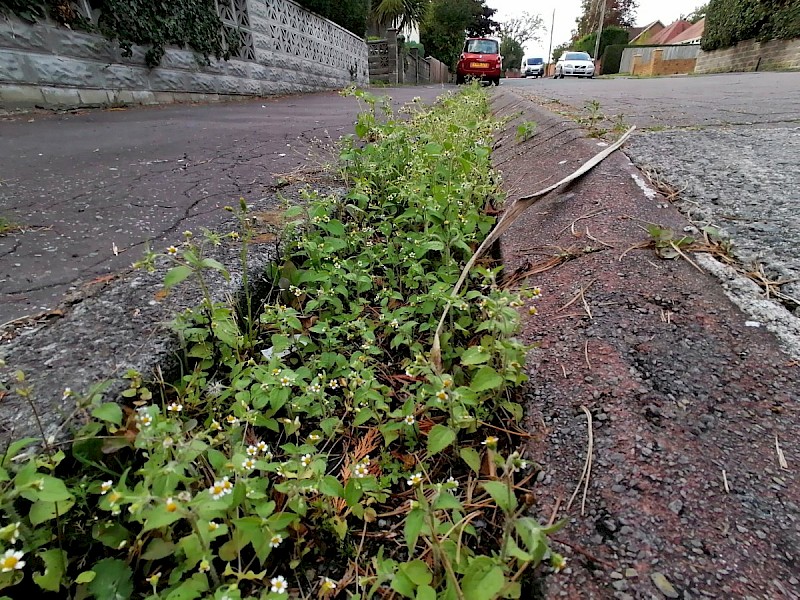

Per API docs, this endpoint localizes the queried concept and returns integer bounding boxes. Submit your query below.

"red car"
[456,38,501,86]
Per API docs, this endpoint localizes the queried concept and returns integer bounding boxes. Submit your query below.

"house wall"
[695,37,800,73]
[0,0,369,112]
[621,45,699,73]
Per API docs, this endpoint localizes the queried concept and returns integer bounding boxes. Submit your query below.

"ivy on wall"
[702,0,800,51]
[0,0,238,67]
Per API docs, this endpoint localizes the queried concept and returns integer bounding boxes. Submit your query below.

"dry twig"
[566,406,594,517]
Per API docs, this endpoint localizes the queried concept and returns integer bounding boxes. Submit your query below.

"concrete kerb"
[0,188,321,445]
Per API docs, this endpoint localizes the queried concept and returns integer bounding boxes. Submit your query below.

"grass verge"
[0,85,562,599]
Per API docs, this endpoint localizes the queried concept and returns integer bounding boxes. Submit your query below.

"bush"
[573,26,630,58]
[702,0,800,50]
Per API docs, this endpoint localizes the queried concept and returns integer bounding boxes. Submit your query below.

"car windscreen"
[465,39,499,54]
[527,58,543,65]
[565,52,591,61]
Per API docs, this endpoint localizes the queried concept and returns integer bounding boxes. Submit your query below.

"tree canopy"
[573,0,638,39]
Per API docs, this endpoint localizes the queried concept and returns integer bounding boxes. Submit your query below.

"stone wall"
[0,0,369,112]
[695,37,800,73]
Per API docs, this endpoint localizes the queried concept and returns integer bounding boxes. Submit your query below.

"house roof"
[649,20,692,44]
[669,18,705,43]
[629,20,665,44]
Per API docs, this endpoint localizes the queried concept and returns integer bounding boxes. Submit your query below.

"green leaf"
[462,556,505,600]
[416,585,437,600]
[461,346,489,365]
[404,508,425,552]
[88,558,133,600]
[142,538,176,560]
[343,479,363,508]
[401,560,432,587]
[33,549,66,592]
[164,265,193,288]
[482,481,518,514]
[319,475,344,498]
[34,475,73,502]
[432,491,462,511]
[142,505,183,532]
[391,569,416,598]
[76,571,96,584]
[200,257,228,275]
[29,499,74,525]
[91,403,123,425]
[460,448,481,474]
[470,366,504,392]
[427,424,456,456]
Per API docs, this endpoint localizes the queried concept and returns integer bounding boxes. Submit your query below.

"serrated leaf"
[404,508,425,552]
[164,265,193,288]
[462,556,505,600]
[87,558,133,600]
[401,559,432,586]
[461,346,489,365]
[29,499,74,525]
[482,481,517,514]
[460,447,481,473]
[427,424,456,455]
[91,403,123,425]
[319,475,344,498]
[471,366,503,392]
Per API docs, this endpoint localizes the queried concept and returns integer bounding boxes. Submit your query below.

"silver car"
[555,51,595,78]
[521,57,545,78]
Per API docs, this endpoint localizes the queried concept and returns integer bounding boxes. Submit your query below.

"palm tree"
[370,0,428,36]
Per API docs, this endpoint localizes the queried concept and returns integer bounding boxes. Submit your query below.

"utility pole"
[547,9,555,74]
[593,0,606,68]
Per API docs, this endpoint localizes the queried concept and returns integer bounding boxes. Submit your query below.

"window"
[465,39,499,54]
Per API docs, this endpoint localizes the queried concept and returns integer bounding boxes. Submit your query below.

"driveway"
[504,72,800,313]
[0,85,452,324]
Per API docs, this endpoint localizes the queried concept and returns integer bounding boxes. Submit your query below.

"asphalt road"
[0,85,451,324]
[505,72,800,314]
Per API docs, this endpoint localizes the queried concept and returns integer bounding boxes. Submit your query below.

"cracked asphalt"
[0,85,450,324]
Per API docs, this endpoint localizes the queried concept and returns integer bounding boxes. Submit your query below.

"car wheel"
[493,77,500,86]
[456,73,465,85]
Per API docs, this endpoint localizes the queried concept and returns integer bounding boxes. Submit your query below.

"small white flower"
[404,415,415,425]
[242,458,256,470]
[207,521,219,532]
[166,246,178,255]
[270,575,288,594]
[445,476,459,489]
[246,444,259,456]
[407,473,423,487]
[226,415,240,426]
[62,387,73,400]
[300,454,312,468]
[0,549,24,572]
[100,480,113,495]
[353,463,369,478]
[210,476,233,500]
[269,533,283,548]
[167,402,182,412]
[308,433,321,442]
[280,376,293,387]
[389,318,399,329]
[482,436,499,449]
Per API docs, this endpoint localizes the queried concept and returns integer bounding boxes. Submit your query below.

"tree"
[498,12,544,46]
[681,3,708,23]
[573,25,630,58]
[500,36,524,72]
[551,41,570,62]
[573,0,638,40]
[420,0,486,68]
[370,0,428,35]
[467,2,499,37]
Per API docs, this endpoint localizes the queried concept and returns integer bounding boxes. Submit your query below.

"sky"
[489,0,705,61]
